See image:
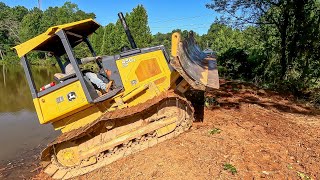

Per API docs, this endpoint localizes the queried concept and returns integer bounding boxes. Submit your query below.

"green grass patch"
[297,171,311,180]
[205,96,219,108]
[223,163,237,175]
[209,128,222,135]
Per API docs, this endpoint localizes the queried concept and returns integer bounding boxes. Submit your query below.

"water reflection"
[0,64,60,162]
[0,64,59,112]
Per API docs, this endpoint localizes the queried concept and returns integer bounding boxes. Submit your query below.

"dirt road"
[34,81,320,179]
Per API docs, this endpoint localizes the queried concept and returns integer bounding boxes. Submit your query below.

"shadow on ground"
[206,80,320,116]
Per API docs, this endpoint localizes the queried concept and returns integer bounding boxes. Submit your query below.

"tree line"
[0,2,95,63]
[1,1,320,102]
[205,0,320,101]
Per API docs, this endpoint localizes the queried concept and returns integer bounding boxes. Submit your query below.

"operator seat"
[54,73,76,82]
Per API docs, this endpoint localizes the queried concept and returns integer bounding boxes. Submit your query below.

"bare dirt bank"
[32,81,320,179]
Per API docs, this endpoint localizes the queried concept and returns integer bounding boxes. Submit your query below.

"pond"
[0,64,60,164]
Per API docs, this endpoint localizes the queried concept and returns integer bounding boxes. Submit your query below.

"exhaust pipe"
[118,12,137,49]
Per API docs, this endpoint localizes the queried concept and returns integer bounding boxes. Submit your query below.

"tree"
[152,32,172,51]
[19,8,43,42]
[0,4,28,47]
[103,23,119,54]
[90,27,105,55]
[39,2,95,32]
[92,5,153,56]
[125,5,152,48]
[206,0,320,91]
[205,23,244,55]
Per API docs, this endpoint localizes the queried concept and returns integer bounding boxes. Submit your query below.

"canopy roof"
[13,18,100,58]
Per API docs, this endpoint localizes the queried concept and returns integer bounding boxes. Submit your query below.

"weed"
[232,87,240,91]
[205,96,218,108]
[297,171,311,180]
[223,163,237,175]
[209,128,222,135]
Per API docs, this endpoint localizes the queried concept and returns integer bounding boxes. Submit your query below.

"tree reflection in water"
[0,64,60,162]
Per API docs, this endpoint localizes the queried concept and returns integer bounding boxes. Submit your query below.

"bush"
[218,48,254,80]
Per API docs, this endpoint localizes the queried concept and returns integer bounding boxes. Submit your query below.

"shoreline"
[0,143,46,179]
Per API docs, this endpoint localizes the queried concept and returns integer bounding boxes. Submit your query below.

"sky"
[1,0,219,35]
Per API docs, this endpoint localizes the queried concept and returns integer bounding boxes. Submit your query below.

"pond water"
[0,64,60,163]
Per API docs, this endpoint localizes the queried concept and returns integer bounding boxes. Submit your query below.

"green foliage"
[297,171,311,180]
[208,128,222,134]
[218,48,253,80]
[90,27,105,55]
[205,23,244,55]
[205,96,219,109]
[0,2,153,66]
[1,1,320,105]
[126,5,152,48]
[151,32,172,51]
[206,0,320,103]
[0,1,95,64]
[19,8,43,42]
[89,5,152,55]
[0,2,28,62]
[151,29,202,54]
[223,163,237,175]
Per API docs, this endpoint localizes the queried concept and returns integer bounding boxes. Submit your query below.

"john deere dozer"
[13,13,219,179]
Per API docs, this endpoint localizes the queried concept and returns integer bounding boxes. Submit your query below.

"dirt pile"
[34,81,320,179]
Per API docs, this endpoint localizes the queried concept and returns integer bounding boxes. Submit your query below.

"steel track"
[41,91,194,179]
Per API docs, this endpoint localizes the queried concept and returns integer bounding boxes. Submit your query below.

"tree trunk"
[280,34,287,80]
[2,64,6,87]
[279,10,289,80]
[100,27,107,54]
[0,50,4,60]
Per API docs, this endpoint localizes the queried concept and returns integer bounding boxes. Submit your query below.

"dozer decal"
[67,92,77,101]
[122,58,136,67]
[56,96,64,103]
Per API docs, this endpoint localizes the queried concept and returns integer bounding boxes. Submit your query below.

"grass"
[223,163,237,175]
[297,171,311,180]
[205,96,219,108]
[209,128,222,135]
[287,164,293,170]
[287,163,311,180]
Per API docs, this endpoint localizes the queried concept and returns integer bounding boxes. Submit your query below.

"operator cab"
[13,19,124,124]
[14,19,123,103]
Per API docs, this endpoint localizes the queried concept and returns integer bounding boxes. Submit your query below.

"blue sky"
[1,0,219,35]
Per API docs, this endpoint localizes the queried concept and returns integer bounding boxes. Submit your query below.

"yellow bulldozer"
[13,13,219,179]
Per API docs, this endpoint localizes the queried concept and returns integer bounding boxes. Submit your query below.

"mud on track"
[35,81,320,180]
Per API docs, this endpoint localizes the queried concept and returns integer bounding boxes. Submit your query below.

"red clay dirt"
[33,81,320,180]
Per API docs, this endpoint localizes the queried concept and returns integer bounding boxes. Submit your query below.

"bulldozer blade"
[171,32,219,90]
